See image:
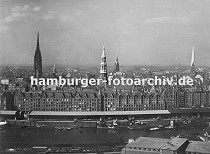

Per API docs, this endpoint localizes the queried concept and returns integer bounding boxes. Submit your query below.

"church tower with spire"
[34,32,42,78]
[190,45,196,76]
[52,64,57,77]
[100,46,108,83]
[114,53,120,72]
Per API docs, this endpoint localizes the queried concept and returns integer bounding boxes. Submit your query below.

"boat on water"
[55,126,73,130]
[149,125,164,131]
[165,125,176,130]
[66,127,73,130]
[108,125,115,129]
[0,121,7,126]
[127,121,149,130]
[150,127,160,131]
[97,125,115,129]
[36,125,41,128]
[97,119,116,129]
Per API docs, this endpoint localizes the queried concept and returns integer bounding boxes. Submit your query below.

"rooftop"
[126,137,168,149]
[0,110,170,116]
[186,141,210,153]
[126,137,188,151]
[161,137,188,151]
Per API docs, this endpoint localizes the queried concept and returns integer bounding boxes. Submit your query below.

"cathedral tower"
[34,32,42,78]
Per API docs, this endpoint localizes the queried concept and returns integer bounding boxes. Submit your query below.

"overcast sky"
[1,0,210,66]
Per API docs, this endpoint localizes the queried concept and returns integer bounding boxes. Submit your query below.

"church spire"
[114,53,120,72]
[191,45,195,66]
[34,31,42,78]
[36,32,40,51]
[190,45,196,76]
[101,45,106,58]
[52,64,56,74]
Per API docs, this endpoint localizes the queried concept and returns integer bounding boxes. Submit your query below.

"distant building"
[14,89,166,112]
[174,89,210,109]
[0,91,15,110]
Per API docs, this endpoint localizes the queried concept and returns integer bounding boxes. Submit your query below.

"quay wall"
[7,120,97,128]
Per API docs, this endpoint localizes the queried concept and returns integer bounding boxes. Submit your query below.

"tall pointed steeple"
[114,53,119,72]
[101,45,106,58]
[34,32,42,78]
[190,45,196,76]
[191,45,196,66]
[51,64,57,78]
[52,64,56,74]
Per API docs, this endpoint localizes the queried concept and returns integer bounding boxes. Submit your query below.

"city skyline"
[1,0,210,66]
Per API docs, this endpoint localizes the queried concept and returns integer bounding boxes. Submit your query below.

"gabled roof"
[161,137,188,151]
[54,92,64,98]
[63,92,72,98]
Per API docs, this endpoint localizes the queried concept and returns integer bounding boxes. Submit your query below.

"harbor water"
[0,124,206,153]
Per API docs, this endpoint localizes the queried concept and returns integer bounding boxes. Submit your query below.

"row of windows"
[19,106,99,111]
[17,103,165,112]
[186,152,205,154]
[17,98,98,102]
[15,101,165,109]
[127,146,160,152]
[16,97,165,101]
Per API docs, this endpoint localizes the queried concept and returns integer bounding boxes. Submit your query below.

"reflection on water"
[0,125,205,152]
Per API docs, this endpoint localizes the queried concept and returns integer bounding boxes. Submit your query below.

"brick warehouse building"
[13,88,210,112]
[14,89,166,112]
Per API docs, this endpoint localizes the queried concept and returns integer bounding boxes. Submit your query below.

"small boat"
[108,125,115,129]
[6,149,16,152]
[165,126,176,130]
[150,127,160,131]
[0,121,7,126]
[55,126,60,129]
[36,125,41,128]
[158,125,165,129]
[66,127,73,130]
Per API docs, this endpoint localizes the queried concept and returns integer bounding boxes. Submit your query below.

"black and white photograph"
[0,0,210,153]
